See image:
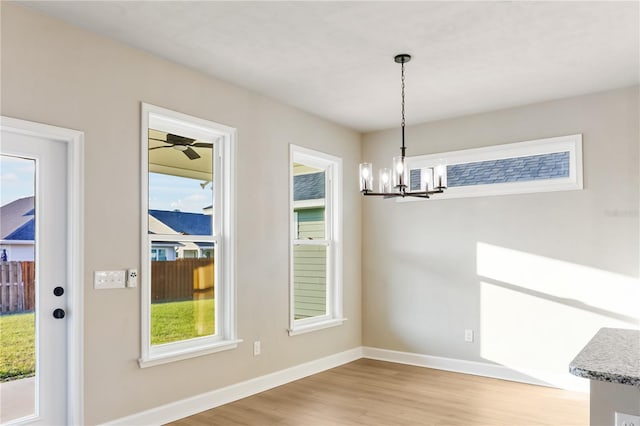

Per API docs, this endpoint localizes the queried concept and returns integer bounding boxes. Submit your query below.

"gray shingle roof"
[294,172,325,201]
[1,196,35,240]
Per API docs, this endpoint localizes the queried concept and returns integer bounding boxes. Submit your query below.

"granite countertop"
[569,327,640,387]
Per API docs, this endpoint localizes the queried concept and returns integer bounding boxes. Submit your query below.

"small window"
[140,103,238,367]
[289,145,345,335]
[406,134,582,200]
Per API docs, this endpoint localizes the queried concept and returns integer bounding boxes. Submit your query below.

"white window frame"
[139,103,239,368]
[404,134,583,201]
[289,145,345,336]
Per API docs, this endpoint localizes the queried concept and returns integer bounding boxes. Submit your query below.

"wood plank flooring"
[169,359,588,426]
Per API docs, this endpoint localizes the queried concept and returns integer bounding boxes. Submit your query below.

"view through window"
[147,129,215,346]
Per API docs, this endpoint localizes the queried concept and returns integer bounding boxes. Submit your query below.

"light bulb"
[359,163,373,192]
[379,168,391,192]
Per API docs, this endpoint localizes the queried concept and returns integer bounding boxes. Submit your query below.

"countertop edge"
[569,365,640,387]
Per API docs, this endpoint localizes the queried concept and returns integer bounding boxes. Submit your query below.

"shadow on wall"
[477,242,640,390]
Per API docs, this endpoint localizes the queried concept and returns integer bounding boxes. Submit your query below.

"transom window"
[140,103,238,367]
[406,134,582,200]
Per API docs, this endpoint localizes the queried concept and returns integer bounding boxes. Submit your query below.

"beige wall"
[362,87,639,388]
[591,380,640,426]
[1,3,361,424]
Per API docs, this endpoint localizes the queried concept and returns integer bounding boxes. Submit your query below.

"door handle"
[53,308,65,319]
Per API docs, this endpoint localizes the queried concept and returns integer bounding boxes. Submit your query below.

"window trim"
[139,103,238,368]
[289,145,345,336]
[404,134,583,201]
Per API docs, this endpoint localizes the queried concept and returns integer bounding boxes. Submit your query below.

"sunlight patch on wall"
[477,242,639,391]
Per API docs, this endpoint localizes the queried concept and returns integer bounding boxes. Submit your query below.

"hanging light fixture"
[359,54,447,198]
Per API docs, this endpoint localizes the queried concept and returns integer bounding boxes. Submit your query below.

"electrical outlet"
[94,270,126,289]
[464,329,474,342]
[253,341,261,356]
[127,269,138,288]
[616,412,640,426]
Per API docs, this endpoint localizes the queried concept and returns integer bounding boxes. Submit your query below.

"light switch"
[94,270,126,289]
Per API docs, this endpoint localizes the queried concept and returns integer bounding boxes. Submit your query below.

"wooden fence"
[1,261,35,314]
[0,259,212,311]
[151,258,214,303]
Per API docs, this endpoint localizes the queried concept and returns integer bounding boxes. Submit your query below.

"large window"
[289,145,344,335]
[140,103,237,367]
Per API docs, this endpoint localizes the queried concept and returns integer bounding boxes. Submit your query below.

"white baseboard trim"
[362,346,589,393]
[103,347,363,426]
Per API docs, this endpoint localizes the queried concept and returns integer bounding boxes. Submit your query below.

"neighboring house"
[0,196,35,262]
[292,171,326,319]
[148,209,214,260]
[293,171,325,238]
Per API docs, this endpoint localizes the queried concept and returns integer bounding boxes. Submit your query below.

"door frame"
[1,116,84,424]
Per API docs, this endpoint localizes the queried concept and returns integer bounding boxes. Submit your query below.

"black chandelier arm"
[361,188,445,198]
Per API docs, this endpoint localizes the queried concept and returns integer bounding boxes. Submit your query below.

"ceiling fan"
[149,133,211,160]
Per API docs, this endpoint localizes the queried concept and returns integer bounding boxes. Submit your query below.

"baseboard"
[362,346,589,393]
[103,347,363,426]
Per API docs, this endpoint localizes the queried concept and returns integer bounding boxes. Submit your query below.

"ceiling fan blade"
[191,142,212,148]
[149,146,172,150]
[149,137,169,143]
[183,147,201,160]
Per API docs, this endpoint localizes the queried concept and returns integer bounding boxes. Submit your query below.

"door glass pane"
[0,155,36,423]
[293,244,327,320]
[150,245,215,345]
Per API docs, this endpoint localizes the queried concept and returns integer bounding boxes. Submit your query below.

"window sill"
[288,318,347,336]
[138,339,242,368]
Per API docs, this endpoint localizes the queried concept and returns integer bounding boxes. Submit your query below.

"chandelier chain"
[401,61,406,129]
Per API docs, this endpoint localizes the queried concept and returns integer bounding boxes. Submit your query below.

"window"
[289,145,345,335]
[406,134,582,200]
[140,103,238,367]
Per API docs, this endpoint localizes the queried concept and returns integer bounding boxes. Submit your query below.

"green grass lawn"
[0,311,35,382]
[0,299,215,381]
[151,298,215,345]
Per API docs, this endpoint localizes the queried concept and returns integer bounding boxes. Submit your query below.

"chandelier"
[359,54,447,198]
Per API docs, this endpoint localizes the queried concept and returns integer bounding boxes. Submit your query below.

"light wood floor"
[169,359,588,426]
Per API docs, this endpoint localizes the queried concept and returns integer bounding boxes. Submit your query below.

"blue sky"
[149,172,213,213]
[1,155,35,206]
[1,158,210,213]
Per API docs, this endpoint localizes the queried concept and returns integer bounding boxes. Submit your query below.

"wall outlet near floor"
[464,329,474,343]
[253,341,261,356]
[616,412,640,426]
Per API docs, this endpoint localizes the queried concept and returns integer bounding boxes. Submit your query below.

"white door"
[1,129,71,425]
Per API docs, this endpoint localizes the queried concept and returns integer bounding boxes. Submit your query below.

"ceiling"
[148,129,213,181]
[20,1,640,132]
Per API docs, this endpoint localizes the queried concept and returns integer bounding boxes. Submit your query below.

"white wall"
[362,87,639,389]
[1,4,361,424]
